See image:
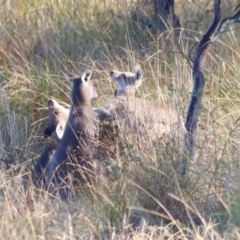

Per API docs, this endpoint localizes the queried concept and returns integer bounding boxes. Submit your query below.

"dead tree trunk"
[180,0,240,176]
[153,0,181,36]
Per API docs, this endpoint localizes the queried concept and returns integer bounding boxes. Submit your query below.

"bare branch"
[213,8,240,40]
[180,0,240,176]
[180,0,222,176]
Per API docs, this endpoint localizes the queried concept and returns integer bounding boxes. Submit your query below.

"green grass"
[1,0,240,239]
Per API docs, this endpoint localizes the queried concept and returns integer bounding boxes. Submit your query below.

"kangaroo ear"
[56,123,66,139]
[134,64,143,89]
[48,99,55,108]
[91,87,98,99]
[82,70,92,83]
[61,69,79,81]
[48,99,54,107]
[135,64,141,71]
[135,64,143,80]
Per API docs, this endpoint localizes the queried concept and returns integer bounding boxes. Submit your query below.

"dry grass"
[0,0,240,239]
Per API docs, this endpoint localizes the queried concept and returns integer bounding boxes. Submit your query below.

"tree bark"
[180,0,240,176]
[180,0,222,176]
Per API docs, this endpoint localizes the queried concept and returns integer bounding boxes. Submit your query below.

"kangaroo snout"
[48,99,54,107]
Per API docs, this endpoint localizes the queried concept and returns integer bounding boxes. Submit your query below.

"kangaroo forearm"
[94,107,116,121]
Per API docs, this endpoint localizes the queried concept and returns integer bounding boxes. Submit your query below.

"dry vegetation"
[1,0,240,239]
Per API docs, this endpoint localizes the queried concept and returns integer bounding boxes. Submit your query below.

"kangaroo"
[44,99,70,139]
[111,64,143,96]
[95,65,143,122]
[33,82,99,187]
[43,68,137,138]
[99,65,185,144]
[33,100,70,187]
[44,69,97,196]
[32,140,59,188]
[44,92,98,139]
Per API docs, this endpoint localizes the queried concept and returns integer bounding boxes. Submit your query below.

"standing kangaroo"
[45,79,99,140]
[44,69,97,195]
[34,66,140,189]
[99,65,185,143]
[42,66,142,137]
[32,81,98,187]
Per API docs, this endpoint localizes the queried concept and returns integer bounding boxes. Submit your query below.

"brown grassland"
[1,0,240,239]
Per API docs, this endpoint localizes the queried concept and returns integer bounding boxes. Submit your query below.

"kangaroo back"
[32,140,59,188]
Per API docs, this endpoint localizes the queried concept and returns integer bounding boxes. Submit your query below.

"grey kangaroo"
[98,65,185,143]
[32,85,98,187]
[43,66,141,139]
[95,65,143,122]
[33,73,126,188]
[44,79,100,139]
[43,69,97,196]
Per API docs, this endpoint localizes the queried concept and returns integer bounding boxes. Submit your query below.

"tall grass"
[0,0,240,239]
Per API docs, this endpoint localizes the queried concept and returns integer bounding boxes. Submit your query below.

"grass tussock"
[0,0,240,239]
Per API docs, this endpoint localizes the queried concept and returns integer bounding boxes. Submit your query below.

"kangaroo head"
[110,64,143,95]
[47,99,69,123]
[61,69,98,104]
[44,99,70,138]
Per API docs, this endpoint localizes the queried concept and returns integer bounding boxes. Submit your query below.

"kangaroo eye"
[122,74,126,80]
